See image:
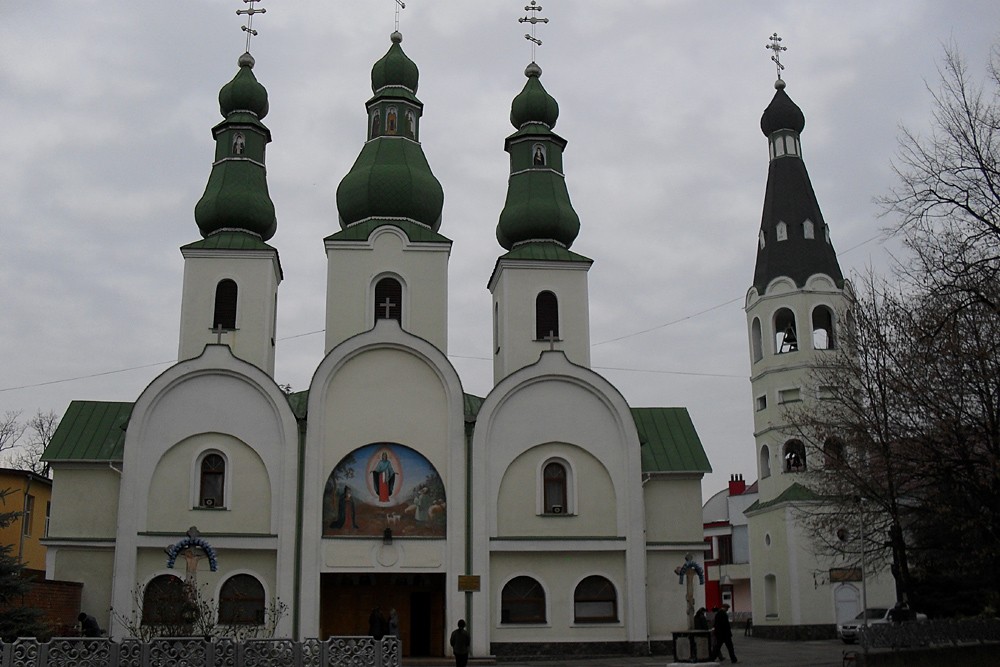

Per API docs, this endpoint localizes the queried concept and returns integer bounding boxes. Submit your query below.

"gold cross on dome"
[519,1,549,61]
[766,32,787,80]
[237,0,267,53]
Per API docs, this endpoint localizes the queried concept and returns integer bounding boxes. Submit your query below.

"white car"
[838,607,927,644]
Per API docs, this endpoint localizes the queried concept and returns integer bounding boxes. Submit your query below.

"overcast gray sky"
[2,1,998,499]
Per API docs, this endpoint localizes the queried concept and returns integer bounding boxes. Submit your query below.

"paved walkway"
[407,634,856,666]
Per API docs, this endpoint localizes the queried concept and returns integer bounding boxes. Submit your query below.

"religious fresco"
[323,443,446,538]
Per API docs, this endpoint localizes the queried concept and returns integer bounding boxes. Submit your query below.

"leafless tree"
[0,412,25,457]
[7,410,57,477]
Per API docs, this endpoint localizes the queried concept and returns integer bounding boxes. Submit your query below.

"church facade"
[42,34,710,658]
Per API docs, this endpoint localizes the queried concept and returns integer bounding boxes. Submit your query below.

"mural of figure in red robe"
[371,451,397,503]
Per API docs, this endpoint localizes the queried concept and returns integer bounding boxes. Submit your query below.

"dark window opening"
[783,439,807,472]
[213,279,238,330]
[535,291,559,340]
[543,462,567,514]
[219,574,266,625]
[200,453,225,508]
[374,278,403,324]
[574,576,618,623]
[501,576,546,624]
[142,575,188,626]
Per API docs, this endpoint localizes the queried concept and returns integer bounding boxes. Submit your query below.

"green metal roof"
[325,219,451,245]
[744,482,823,513]
[463,393,484,420]
[43,401,133,462]
[631,407,712,474]
[287,390,309,420]
[498,241,592,263]
[181,230,276,252]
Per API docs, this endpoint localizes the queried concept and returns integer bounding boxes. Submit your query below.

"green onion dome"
[336,32,443,231]
[496,63,579,250]
[219,52,269,119]
[371,31,419,94]
[760,79,804,136]
[194,53,276,241]
[510,62,558,129]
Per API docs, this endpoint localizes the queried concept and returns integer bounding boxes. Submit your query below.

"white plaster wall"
[325,227,450,354]
[491,260,591,383]
[48,466,121,538]
[178,251,280,375]
[490,551,627,643]
[496,443,615,537]
[644,477,704,544]
[52,547,115,630]
[146,433,271,534]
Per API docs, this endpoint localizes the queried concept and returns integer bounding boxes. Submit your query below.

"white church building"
[42,31,712,659]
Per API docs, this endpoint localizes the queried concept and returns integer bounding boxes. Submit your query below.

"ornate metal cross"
[237,0,267,53]
[393,0,406,33]
[519,1,549,61]
[766,32,787,80]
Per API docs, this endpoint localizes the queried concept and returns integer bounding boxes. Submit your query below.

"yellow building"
[0,468,52,571]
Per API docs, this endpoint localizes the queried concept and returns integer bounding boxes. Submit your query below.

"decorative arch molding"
[763,276,797,295]
[111,345,299,639]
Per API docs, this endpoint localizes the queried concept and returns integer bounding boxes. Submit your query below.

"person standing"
[710,603,738,663]
[449,619,470,667]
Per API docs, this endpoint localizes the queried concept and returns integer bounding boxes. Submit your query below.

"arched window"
[535,291,559,341]
[543,462,567,514]
[751,318,763,362]
[812,306,835,350]
[773,308,798,353]
[758,230,766,249]
[200,453,226,508]
[374,277,402,324]
[213,279,238,330]
[776,221,788,241]
[574,575,618,623]
[142,575,188,626]
[500,576,546,624]
[783,439,806,472]
[218,574,265,625]
[760,445,771,479]
[803,219,815,239]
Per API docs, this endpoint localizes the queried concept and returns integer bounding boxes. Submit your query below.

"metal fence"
[859,617,1000,650]
[0,636,401,667]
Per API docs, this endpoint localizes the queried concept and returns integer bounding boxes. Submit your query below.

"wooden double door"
[319,573,445,657]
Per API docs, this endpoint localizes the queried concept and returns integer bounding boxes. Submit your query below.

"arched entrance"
[319,573,445,657]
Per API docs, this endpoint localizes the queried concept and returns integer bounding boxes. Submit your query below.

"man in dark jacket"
[710,603,738,662]
[449,619,470,667]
